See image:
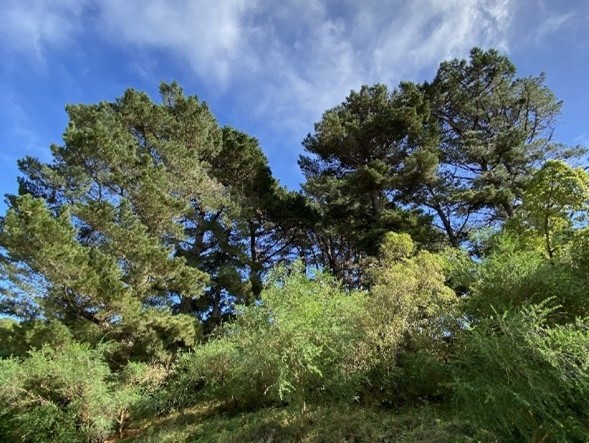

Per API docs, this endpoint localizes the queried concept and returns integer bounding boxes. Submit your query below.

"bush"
[0,341,140,442]
[467,234,589,320]
[161,264,368,411]
[360,233,457,404]
[454,302,589,442]
[0,319,73,359]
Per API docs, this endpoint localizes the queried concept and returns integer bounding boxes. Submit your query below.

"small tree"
[520,160,589,258]
[360,233,457,403]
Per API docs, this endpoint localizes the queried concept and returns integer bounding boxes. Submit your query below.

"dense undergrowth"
[4,231,589,442]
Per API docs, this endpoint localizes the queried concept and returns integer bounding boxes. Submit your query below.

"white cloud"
[368,0,511,82]
[0,90,50,168]
[68,0,514,167]
[0,0,515,155]
[226,0,512,131]
[4,0,589,191]
[0,0,87,59]
[97,0,254,86]
[0,0,515,122]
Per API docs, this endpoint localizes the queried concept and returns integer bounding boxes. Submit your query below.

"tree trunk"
[434,204,460,248]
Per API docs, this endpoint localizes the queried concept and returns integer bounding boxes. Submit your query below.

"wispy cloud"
[1,0,514,125]
[236,0,512,131]
[94,1,510,129]
[0,0,88,60]
[535,12,574,43]
[98,0,254,86]
[0,89,51,188]
[0,0,516,161]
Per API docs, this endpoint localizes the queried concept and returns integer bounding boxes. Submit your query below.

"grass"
[119,402,496,443]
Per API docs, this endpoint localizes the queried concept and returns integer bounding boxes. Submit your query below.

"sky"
[1,0,589,215]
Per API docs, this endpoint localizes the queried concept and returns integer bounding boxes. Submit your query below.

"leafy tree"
[301,49,584,256]
[299,84,442,285]
[1,53,588,443]
[1,192,201,364]
[0,252,42,321]
[569,227,589,271]
[419,48,585,244]
[2,84,219,340]
[360,233,457,403]
[0,319,73,359]
[202,127,306,310]
[454,231,589,322]
[0,82,293,355]
[516,160,589,258]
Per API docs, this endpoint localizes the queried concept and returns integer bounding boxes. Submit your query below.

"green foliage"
[466,233,589,320]
[366,233,456,358]
[454,303,589,442]
[1,52,589,442]
[116,361,170,426]
[441,246,477,297]
[360,233,457,403]
[0,319,73,359]
[511,160,589,258]
[0,342,139,443]
[0,83,220,362]
[106,309,201,367]
[0,82,300,370]
[425,48,580,230]
[163,264,368,410]
[299,48,583,257]
[569,227,589,271]
[299,84,442,285]
[467,238,545,316]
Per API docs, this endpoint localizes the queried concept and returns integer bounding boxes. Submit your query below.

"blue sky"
[1,0,589,214]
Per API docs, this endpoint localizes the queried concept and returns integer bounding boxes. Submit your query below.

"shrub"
[360,233,457,404]
[454,302,589,442]
[467,234,589,320]
[0,341,139,442]
[163,264,368,411]
[0,319,73,359]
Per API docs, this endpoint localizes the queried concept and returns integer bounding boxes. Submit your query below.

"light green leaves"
[521,160,589,257]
